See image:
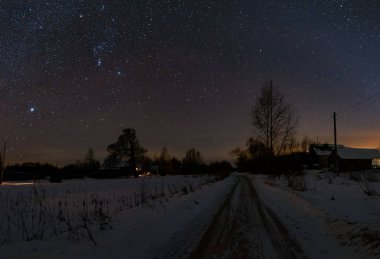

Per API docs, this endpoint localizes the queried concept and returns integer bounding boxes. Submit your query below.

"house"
[309,144,345,169]
[328,147,380,172]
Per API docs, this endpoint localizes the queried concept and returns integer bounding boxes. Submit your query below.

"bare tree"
[284,136,299,154]
[84,148,100,173]
[246,137,269,159]
[159,146,171,162]
[157,146,172,175]
[251,81,299,156]
[300,136,313,153]
[182,148,203,174]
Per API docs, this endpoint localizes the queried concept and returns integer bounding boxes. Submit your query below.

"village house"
[328,147,380,172]
[309,144,345,169]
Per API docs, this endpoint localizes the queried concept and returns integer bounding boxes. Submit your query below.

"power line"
[341,90,380,115]
[334,90,380,134]
[341,98,380,120]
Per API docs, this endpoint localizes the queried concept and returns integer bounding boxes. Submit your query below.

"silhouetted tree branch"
[251,81,299,156]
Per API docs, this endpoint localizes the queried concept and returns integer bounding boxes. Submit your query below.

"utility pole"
[333,112,339,174]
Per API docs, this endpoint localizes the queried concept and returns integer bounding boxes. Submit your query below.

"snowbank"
[0,175,235,258]
[252,171,380,258]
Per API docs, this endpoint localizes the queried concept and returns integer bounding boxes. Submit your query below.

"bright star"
[30,107,35,112]
[96,58,103,67]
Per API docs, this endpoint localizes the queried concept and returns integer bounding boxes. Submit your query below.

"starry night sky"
[1,0,380,165]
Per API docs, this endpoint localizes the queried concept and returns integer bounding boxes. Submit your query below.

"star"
[96,58,103,67]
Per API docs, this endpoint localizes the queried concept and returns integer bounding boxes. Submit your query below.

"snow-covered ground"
[252,171,380,259]
[0,175,235,258]
[1,172,379,258]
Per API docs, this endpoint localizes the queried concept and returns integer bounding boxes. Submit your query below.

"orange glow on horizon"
[335,129,380,149]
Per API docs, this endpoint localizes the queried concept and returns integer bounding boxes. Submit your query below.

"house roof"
[310,144,345,156]
[337,147,380,160]
[313,149,331,156]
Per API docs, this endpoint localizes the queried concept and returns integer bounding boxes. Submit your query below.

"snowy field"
[0,175,235,258]
[253,171,380,259]
[2,172,379,258]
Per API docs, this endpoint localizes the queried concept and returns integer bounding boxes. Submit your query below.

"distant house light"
[372,158,380,169]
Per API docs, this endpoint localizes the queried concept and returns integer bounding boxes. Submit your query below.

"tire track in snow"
[149,177,238,259]
[189,174,305,259]
[246,175,305,259]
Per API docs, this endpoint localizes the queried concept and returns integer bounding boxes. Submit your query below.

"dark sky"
[1,0,380,165]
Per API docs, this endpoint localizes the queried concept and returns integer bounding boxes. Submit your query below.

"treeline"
[5,80,310,179]
[4,140,232,181]
[5,163,59,181]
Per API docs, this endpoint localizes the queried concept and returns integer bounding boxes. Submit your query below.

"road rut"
[189,175,305,259]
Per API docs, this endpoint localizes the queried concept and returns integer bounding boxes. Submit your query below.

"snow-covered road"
[189,175,304,259]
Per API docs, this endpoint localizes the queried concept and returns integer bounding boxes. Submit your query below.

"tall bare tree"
[159,146,171,162]
[182,148,203,174]
[251,81,298,156]
[157,146,172,175]
[300,136,313,153]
